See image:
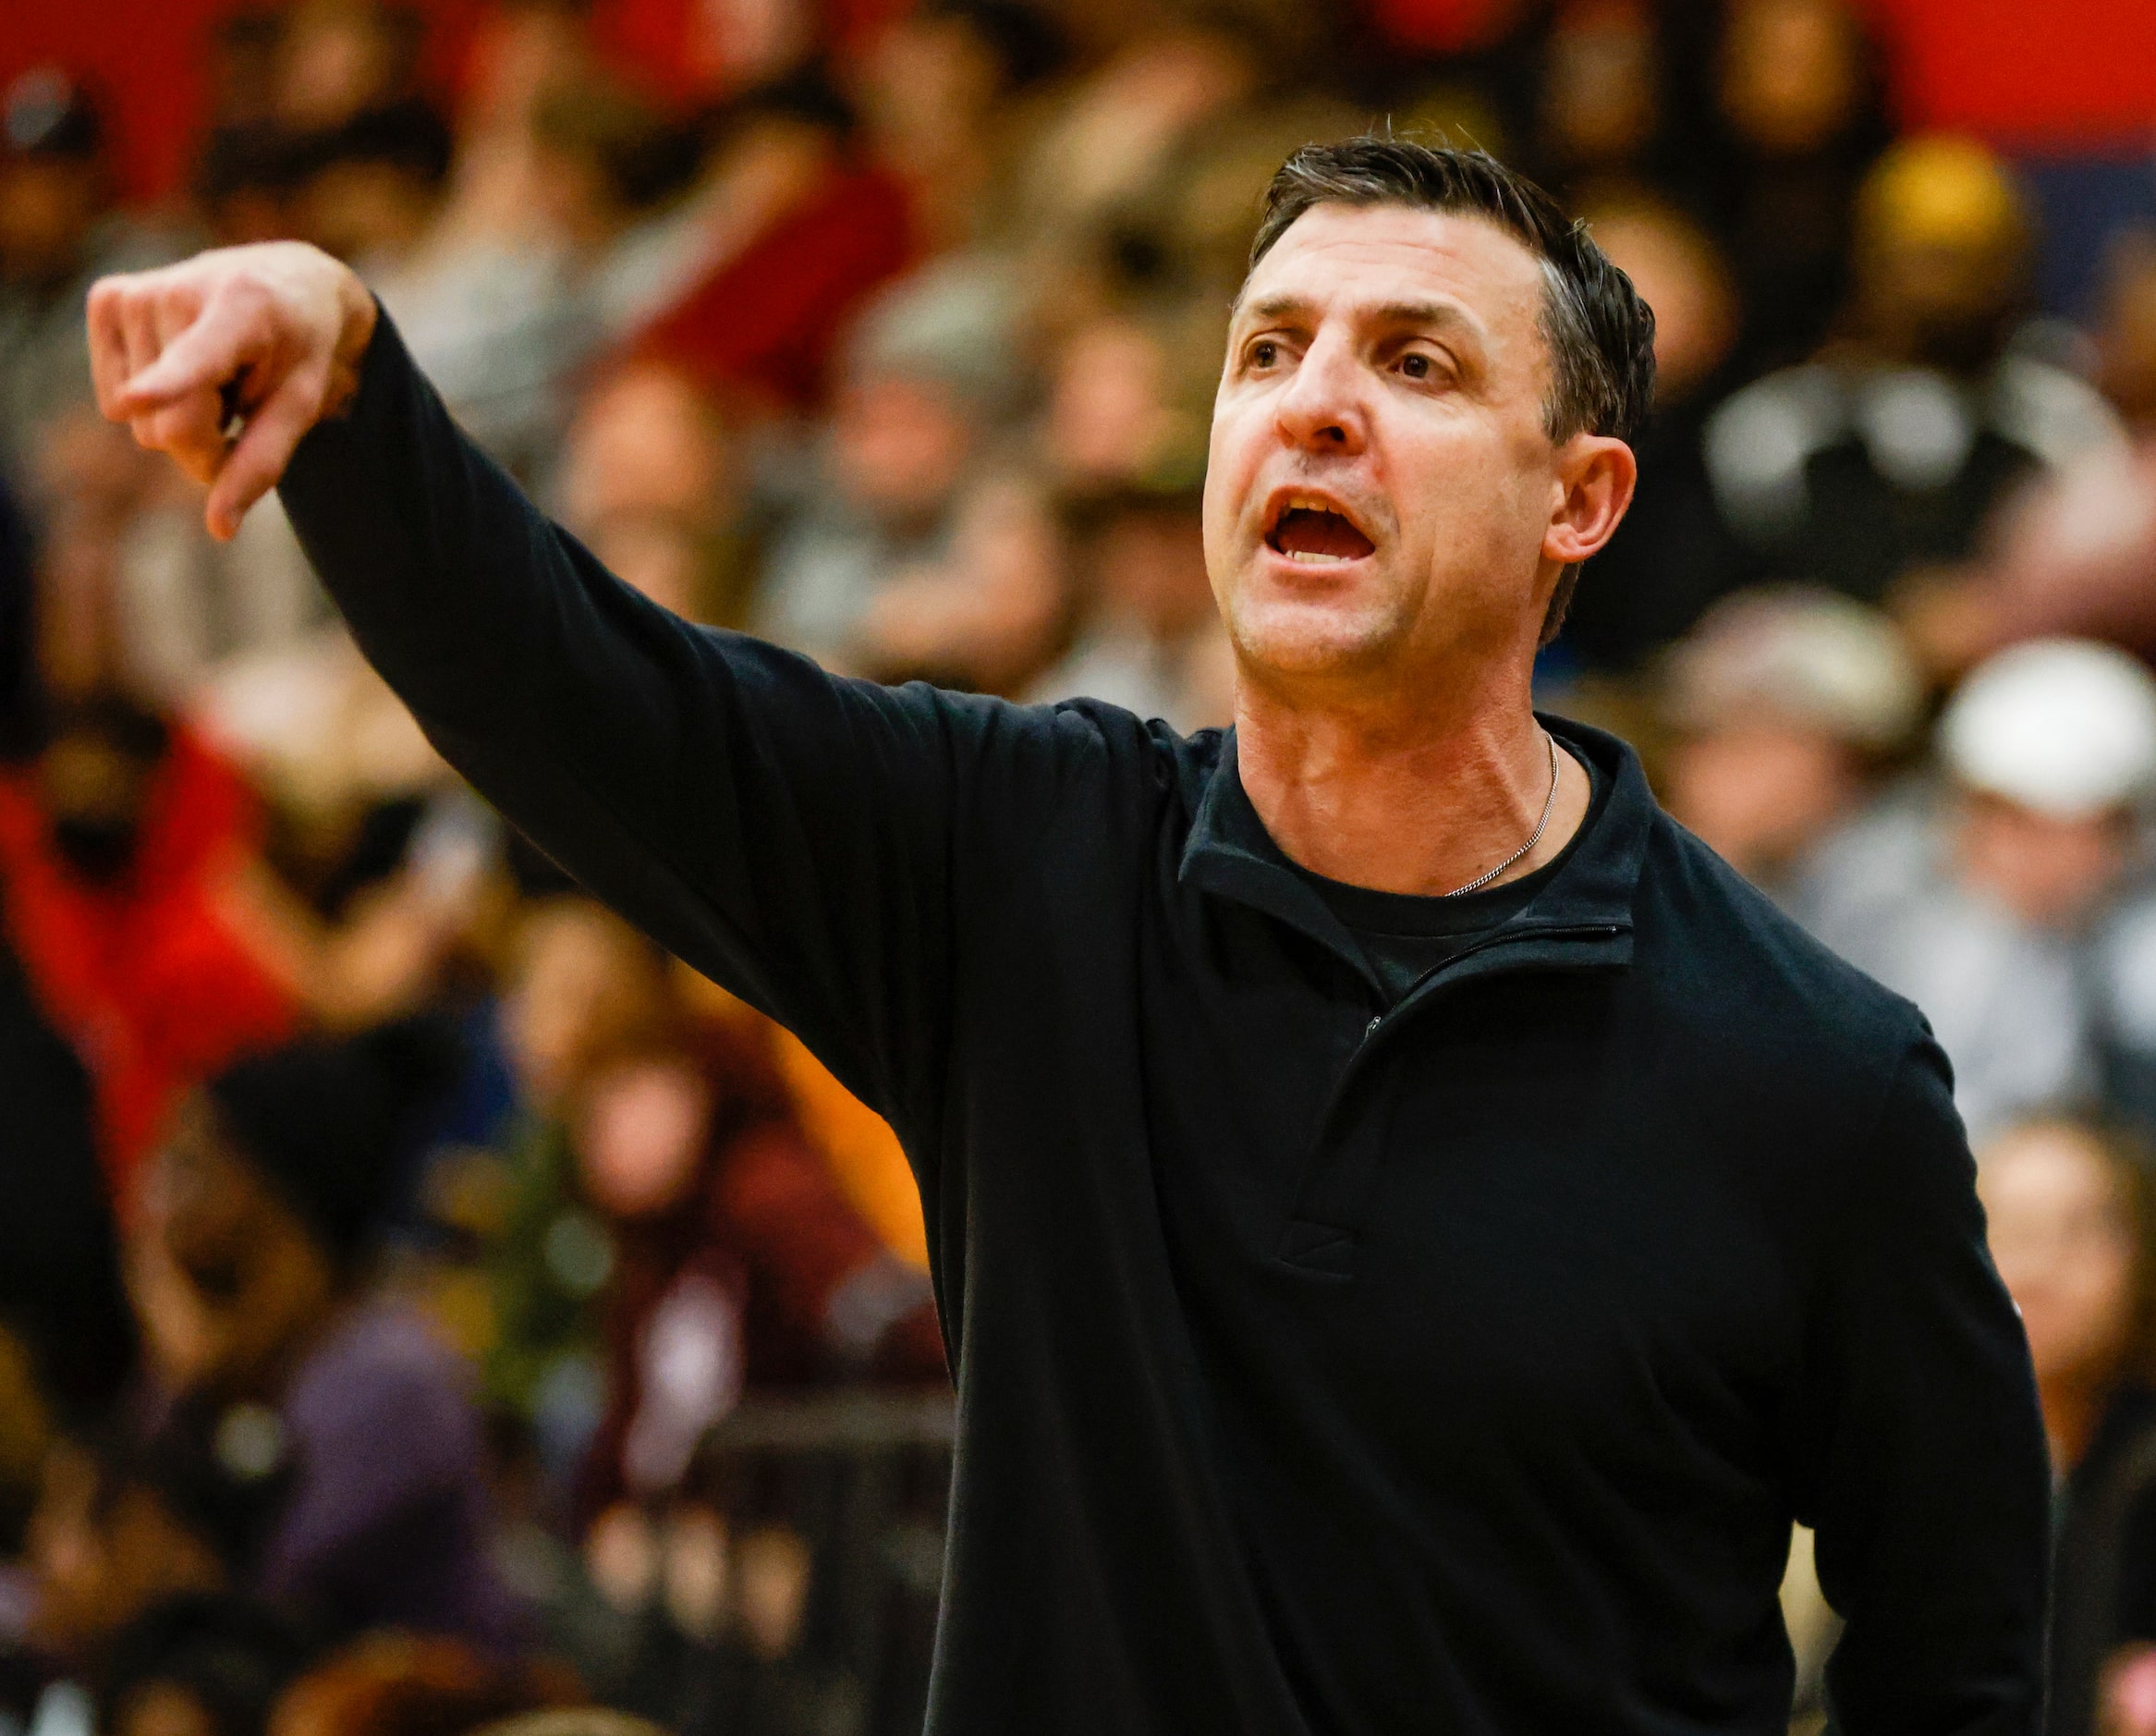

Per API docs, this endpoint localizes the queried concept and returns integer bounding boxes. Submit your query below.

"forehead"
[1237,202,1550,336]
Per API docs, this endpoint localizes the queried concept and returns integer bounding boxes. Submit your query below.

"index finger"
[115,290,262,416]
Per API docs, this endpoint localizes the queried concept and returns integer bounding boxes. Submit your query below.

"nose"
[1273,329,1367,456]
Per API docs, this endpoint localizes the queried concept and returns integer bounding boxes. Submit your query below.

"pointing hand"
[88,241,377,540]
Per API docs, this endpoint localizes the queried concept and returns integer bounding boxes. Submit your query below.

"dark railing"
[587,1391,956,1736]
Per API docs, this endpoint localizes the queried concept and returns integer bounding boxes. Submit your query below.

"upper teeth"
[1275,495,1357,563]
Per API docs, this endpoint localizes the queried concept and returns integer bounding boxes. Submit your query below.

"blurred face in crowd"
[1664,720,1857,881]
[1539,0,1659,174]
[136,1100,339,1400]
[576,1055,713,1220]
[1586,205,1736,405]
[1980,1121,2141,1397]
[296,158,442,268]
[28,1443,223,1659]
[1205,202,1632,702]
[559,364,733,535]
[1956,793,2132,931]
[1718,0,1861,156]
[1047,319,1176,487]
[2096,236,2156,428]
[275,3,408,128]
[1094,503,1214,642]
[1851,143,2028,371]
[504,900,671,1109]
[38,720,161,883]
[831,371,977,524]
[0,153,105,287]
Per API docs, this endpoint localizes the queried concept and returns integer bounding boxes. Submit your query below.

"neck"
[1233,658,1591,897]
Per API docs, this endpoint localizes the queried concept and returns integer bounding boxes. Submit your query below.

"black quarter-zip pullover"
[279,313,2049,1735]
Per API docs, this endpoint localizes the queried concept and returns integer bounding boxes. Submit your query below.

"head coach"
[92,137,2046,1733]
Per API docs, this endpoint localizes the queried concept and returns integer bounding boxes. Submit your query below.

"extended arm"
[89,244,1030,1145]
[1800,1039,2050,1734]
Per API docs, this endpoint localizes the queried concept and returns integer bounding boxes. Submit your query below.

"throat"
[1235,711,1590,899]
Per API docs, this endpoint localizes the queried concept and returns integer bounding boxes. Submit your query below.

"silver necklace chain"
[1443,730,1561,898]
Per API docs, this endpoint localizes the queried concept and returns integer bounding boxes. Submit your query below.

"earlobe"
[1542,436,1638,567]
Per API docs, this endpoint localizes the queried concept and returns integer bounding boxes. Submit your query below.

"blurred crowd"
[3,0,2156,1733]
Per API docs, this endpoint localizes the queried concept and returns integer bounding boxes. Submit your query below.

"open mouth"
[1264,495,1377,565]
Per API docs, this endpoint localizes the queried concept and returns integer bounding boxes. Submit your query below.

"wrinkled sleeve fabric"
[278,310,1036,1157]
[1799,1035,2050,1736]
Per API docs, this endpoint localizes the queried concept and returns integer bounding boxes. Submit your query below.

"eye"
[1399,351,1431,380]
[1249,338,1279,369]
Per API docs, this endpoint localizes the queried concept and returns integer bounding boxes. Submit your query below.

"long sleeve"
[1799,1036,2050,1734]
[277,311,1049,1159]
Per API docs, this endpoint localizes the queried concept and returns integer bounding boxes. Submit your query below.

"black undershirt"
[1292,752,1601,1005]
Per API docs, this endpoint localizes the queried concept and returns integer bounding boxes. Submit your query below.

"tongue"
[1273,507,1374,559]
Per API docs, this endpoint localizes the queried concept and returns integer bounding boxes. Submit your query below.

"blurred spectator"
[1702,0,1889,375]
[288,101,454,276]
[272,2,424,136]
[1564,194,1746,671]
[24,1424,283,1675]
[96,1594,307,1736]
[1899,232,2156,679]
[1003,20,1254,264]
[191,13,296,248]
[0,69,176,479]
[553,363,743,624]
[1797,640,2156,1142]
[1702,136,2123,609]
[1529,0,1675,200]
[0,931,135,1424]
[551,911,943,1520]
[0,699,300,1202]
[128,1021,519,1648]
[267,1632,572,1736]
[751,265,1060,691]
[851,1,1071,255]
[0,466,37,762]
[420,900,944,1534]
[631,71,912,417]
[436,900,671,1499]
[1038,312,1201,495]
[1979,1118,2156,1736]
[1659,587,1921,898]
[1026,483,1233,733]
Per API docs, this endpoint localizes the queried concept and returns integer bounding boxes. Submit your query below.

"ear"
[1542,434,1638,567]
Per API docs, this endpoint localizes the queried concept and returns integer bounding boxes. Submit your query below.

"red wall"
[1862,0,2156,149]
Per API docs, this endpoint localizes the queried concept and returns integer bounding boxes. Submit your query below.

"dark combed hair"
[1249,136,1658,451]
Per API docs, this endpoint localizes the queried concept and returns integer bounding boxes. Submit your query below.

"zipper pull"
[1364,1015,1383,1041]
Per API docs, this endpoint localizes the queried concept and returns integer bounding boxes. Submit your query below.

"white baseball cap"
[1940,638,2156,818]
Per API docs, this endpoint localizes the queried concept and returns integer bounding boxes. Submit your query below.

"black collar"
[1177,715,1652,995]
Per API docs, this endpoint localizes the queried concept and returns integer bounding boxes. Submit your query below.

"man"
[90,140,2046,1732]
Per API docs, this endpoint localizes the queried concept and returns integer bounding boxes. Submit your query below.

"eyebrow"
[1234,294,1485,341]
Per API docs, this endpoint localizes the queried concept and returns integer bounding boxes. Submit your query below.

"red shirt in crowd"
[0,725,298,1206]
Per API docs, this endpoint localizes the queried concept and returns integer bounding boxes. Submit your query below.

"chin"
[1224,590,1406,681]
